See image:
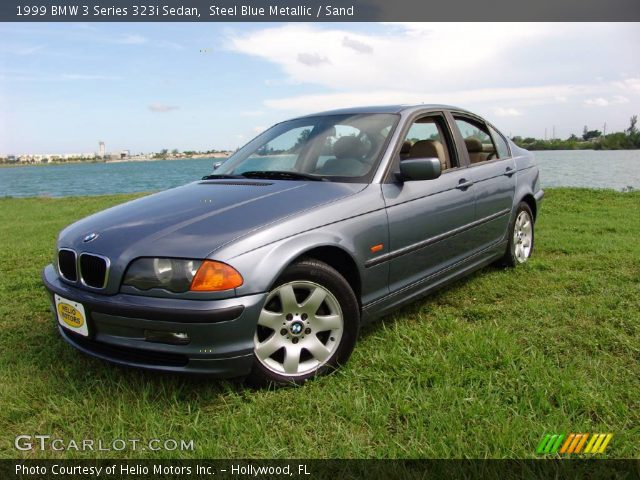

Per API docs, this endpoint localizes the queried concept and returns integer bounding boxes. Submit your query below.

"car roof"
[297,104,472,118]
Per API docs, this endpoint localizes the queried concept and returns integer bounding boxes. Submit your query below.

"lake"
[535,150,640,190]
[1,150,639,198]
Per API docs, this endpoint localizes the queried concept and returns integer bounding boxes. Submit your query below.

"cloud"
[493,107,523,117]
[262,83,605,113]
[157,40,184,50]
[342,36,373,54]
[585,97,610,106]
[60,74,122,80]
[148,103,179,113]
[224,22,640,137]
[612,95,630,104]
[613,77,640,93]
[115,34,147,45]
[226,23,556,91]
[227,24,640,120]
[252,126,266,133]
[0,44,44,55]
[297,53,330,66]
[0,72,122,82]
[584,95,629,107]
[61,26,178,49]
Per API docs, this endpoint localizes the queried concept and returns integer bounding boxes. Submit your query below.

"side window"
[454,117,498,164]
[400,116,456,171]
[488,125,511,159]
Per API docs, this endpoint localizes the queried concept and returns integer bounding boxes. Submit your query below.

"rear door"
[380,112,477,293]
[450,113,516,250]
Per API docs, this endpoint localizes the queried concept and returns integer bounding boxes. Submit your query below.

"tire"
[500,201,535,267]
[246,258,360,387]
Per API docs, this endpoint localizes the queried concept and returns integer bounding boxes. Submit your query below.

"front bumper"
[42,264,266,377]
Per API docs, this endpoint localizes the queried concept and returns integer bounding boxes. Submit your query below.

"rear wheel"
[247,259,359,387]
[500,202,535,266]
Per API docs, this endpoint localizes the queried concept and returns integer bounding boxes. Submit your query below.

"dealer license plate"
[54,294,88,337]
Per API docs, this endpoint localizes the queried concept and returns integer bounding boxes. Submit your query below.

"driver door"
[381,113,477,293]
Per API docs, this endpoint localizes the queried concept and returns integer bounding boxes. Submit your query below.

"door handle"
[504,167,515,177]
[456,179,474,190]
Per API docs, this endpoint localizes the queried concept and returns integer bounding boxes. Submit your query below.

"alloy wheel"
[253,280,344,376]
[513,210,533,263]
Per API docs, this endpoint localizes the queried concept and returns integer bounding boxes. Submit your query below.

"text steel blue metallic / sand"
[42,105,543,386]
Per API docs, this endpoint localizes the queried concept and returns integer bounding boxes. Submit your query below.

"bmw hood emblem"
[83,232,99,243]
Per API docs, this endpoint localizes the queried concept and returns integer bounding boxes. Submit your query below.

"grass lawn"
[0,188,638,459]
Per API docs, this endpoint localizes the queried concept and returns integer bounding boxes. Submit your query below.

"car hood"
[59,179,365,263]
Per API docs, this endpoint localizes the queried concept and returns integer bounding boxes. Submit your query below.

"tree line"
[512,115,640,150]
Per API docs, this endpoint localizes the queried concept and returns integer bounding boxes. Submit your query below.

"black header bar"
[1,0,639,22]
[3,459,640,480]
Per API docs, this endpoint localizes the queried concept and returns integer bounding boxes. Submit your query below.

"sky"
[0,22,639,155]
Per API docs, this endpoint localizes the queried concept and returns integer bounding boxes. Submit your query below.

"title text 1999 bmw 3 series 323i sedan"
[42,105,543,386]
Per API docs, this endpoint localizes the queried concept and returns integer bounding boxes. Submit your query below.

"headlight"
[123,258,243,293]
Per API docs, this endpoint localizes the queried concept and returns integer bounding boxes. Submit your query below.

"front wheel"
[500,202,535,267]
[246,259,359,387]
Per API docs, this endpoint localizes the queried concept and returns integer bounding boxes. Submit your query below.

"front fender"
[233,232,348,295]
[225,209,390,306]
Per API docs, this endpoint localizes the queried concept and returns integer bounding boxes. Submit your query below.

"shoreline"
[0,155,229,168]
[106,154,229,163]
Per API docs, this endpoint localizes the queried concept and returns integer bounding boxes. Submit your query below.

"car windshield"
[214,113,399,183]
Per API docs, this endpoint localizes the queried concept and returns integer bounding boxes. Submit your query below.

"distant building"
[99,141,106,158]
[18,154,45,163]
[120,150,130,159]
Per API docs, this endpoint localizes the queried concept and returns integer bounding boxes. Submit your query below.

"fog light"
[144,330,190,345]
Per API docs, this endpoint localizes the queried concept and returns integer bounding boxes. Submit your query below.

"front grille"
[58,249,77,282]
[65,331,188,367]
[80,254,108,288]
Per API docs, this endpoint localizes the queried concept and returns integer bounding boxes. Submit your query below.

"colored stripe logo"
[536,433,613,455]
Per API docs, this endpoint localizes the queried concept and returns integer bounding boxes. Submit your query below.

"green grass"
[0,188,638,459]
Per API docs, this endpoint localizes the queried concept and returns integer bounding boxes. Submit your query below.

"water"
[1,150,639,198]
[0,158,220,198]
[534,150,640,191]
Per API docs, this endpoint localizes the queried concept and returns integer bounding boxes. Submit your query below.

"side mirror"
[398,157,441,181]
[213,161,223,170]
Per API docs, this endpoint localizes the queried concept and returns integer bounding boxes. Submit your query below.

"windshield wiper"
[240,171,326,181]
[201,174,245,180]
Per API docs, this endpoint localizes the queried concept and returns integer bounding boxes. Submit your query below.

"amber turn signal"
[370,243,384,253]
[190,260,243,291]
